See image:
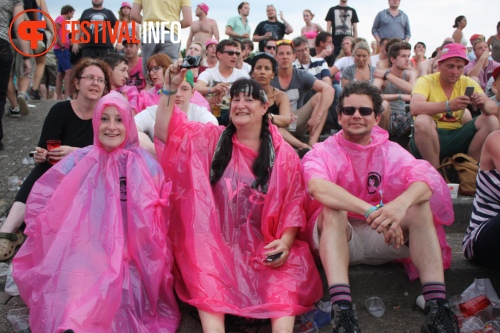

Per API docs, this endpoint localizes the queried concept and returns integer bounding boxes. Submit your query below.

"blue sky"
[46,0,499,56]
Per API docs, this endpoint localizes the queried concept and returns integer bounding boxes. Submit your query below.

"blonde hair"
[303,9,314,19]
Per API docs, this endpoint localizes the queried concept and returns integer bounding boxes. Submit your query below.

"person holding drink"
[0,58,110,261]
[13,91,180,332]
[155,59,322,332]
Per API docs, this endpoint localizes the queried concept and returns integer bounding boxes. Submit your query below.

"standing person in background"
[372,0,411,43]
[452,16,467,46]
[30,0,55,100]
[72,0,118,58]
[225,2,250,42]
[0,0,32,149]
[253,5,293,52]
[54,5,75,100]
[301,9,324,49]
[115,2,140,54]
[131,0,192,85]
[123,40,145,90]
[325,0,359,57]
[186,3,219,50]
[487,22,500,63]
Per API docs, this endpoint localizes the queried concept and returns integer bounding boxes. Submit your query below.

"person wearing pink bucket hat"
[410,42,498,169]
[186,2,219,51]
[116,1,140,53]
[205,38,219,68]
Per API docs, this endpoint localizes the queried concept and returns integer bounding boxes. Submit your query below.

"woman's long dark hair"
[210,78,274,193]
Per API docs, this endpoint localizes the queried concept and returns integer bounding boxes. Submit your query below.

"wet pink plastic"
[13,91,180,332]
[302,127,454,281]
[156,107,322,317]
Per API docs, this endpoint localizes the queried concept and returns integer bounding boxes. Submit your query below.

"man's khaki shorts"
[313,218,410,265]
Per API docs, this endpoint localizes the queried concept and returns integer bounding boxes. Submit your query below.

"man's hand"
[209,83,230,95]
[366,202,406,248]
[306,116,320,133]
[72,43,80,54]
[241,32,250,39]
[279,11,285,22]
[449,96,471,111]
[470,92,489,110]
[373,68,387,80]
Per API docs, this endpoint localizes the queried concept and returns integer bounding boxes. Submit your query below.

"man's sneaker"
[29,87,42,100]
[8,106,20,118]
[421,299,460,333]
[17,92,29,115]
[331,303,362,333]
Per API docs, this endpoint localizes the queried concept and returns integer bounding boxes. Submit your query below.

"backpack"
[437,153,478,196]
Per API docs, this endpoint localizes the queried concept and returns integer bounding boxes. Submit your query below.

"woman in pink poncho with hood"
[154,60,322,332]
[13,91,180,333]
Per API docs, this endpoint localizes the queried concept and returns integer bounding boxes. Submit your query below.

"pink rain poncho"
[301,126,454,281]
[156,107,322,317]
[137,86,210,112]
[13,91,180,333]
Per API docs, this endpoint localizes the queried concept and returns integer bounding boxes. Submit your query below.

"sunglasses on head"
[221,50,241,56]
[265,45,276,50]
[276,40,294,47]
[340,106,374,116]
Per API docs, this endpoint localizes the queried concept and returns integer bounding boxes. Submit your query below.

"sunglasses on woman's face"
[340,106,374,116]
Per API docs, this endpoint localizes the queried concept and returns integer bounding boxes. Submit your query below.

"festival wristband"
[364,203,384,218]
[161,88,178,95]
[445,100,451,112]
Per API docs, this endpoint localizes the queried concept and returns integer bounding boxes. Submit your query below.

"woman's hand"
[46,145,73,162]
[263,238,292,267]
[33,147,48,164]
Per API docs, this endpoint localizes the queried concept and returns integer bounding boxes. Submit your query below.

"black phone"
[464,86,474,97]
[264,252,283,262]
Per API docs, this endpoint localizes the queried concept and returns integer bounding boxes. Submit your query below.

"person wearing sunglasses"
[263,37,278,57]
[253,5,293,52]
[302,81,459,333]
[271,40,334,150]
[155,62,322,332]
[195,39,250,126]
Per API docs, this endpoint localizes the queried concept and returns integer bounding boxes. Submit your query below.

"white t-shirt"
[241,62,251,74]
[333,56,354,78]
[197,66,250,87]
[135,104,218,141]
[370,54,380,66]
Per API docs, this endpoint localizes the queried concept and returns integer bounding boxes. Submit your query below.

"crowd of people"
[1,0,500,332]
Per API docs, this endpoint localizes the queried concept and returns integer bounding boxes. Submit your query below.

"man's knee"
[318,207,349,235]
[475,114,499,132]
[413,114,436,136]
[403,201,433,228]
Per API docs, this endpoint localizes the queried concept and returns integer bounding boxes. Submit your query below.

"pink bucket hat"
[197,3,209,14]
[438,43,469,65]
[205,38,218,47]
[121,2,131,9]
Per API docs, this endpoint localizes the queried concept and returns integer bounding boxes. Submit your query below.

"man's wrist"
[383,70,391,80]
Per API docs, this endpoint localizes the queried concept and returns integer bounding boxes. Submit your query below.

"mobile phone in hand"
[464,86,474,98]
[264,252,283,262]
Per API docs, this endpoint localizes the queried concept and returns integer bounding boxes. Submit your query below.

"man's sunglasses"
[340,107,374,116]
[221,50,241,56]
[265,45,276,50]
[276,39,294,47]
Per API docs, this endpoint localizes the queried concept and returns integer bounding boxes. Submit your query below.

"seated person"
[463,130,500,269]
[271,40,334,150]
[100,53,139,113]
[154,68,322,332]
[464,40,500,90]
[341,41,376,87]
[302,81,458,333]
[135,70,218,158]
[410,43,498,168]
[0,59,109,261]
[373,41,417,137]
[13,91,180,332]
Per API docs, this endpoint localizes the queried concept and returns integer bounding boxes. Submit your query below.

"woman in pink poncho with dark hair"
[13,91,180,333]
[154,61,322,332]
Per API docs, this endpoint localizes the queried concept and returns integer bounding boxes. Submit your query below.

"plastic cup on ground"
[459,316,483,332]
[447,183,459,199]
[365,296,386,318]
[46,139,61,165]
[8,176,20,191]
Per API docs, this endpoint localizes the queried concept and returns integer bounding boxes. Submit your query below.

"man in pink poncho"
[301,81,459,333]
[13,91,180,333]
[155,59,322,332]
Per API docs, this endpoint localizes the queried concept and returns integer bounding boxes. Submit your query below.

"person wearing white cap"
[186,3,219,51]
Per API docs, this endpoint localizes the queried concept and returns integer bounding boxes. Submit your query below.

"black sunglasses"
[221,50,241,56]
[265,46,276,50]
[340,107,374,116]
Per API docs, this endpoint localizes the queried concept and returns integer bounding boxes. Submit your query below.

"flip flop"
[0,231,25,261]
